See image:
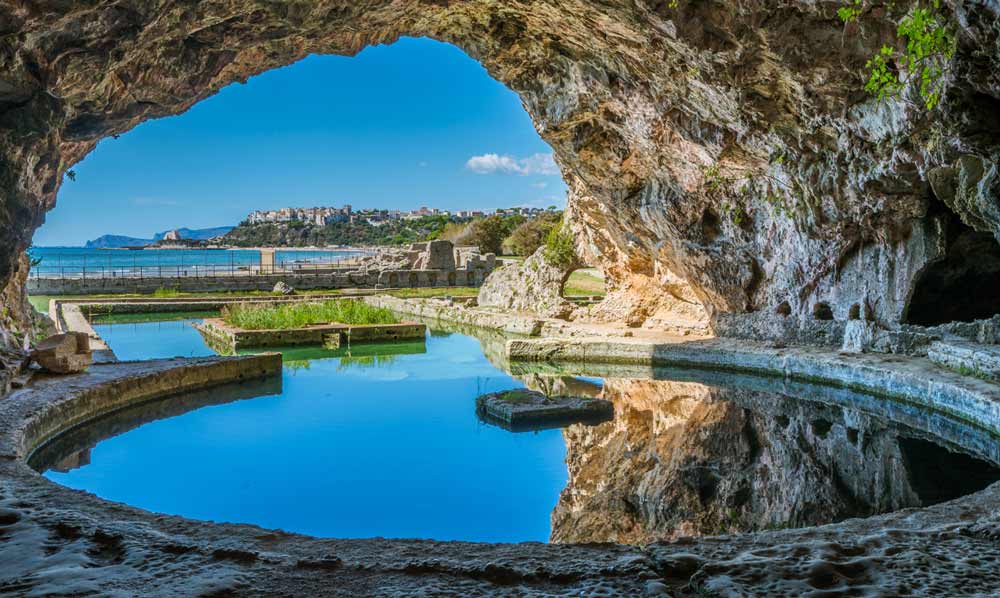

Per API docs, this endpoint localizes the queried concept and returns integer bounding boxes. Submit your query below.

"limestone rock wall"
[1,0,1000,351]
[478,247,577,319]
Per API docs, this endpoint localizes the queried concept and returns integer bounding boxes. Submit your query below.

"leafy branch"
[841,0,957,109]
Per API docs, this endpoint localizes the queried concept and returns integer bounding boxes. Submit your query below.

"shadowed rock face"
[551,379,1000,544]
[2,2,1000,350]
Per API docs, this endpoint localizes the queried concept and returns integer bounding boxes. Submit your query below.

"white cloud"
[530,181,548,189]
[131,197,180,207]
[465,152,560,176]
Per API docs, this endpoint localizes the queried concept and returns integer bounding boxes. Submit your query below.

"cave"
[905,211,1000,326]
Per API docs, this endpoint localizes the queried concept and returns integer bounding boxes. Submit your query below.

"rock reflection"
[551,377,1000,544]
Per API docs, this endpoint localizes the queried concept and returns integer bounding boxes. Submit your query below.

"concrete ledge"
[929,340,1000,381]
[364,295,544,336]
[5,354,281,462]
[52,303,118,363]
[194,317,427,351]
[507,336,1000,435]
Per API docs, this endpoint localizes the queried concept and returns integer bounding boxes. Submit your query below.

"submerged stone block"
[476,389,613,432]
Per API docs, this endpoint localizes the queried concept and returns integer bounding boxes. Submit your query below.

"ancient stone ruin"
[348,240,496,289]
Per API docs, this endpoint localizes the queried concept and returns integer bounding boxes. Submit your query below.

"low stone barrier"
[364,295,544,336]
[194,318,426,351]
[28,268,489,296]
[506,336,1000,435]
[11,354,282,461]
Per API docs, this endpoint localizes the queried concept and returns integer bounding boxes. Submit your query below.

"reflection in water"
[40,315,1000,545]
[29,376,283,473]
[550,377,1000,544]
[37,324,568,543]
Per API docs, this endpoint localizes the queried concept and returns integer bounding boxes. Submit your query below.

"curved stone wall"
[2,345,1000,594]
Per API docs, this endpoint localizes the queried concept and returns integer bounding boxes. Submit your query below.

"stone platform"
[194,318,427,351]
[476,389,613,432]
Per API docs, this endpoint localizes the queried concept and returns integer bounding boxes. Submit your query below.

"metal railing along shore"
[29,253,371,280]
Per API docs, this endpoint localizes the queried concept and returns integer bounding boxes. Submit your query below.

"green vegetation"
[563,270,606,297]
[542,224,578,270]
[152,287,182,298]
[841,0,956,109]
[471,214,524,255]
[29,286,482,315]
[502,212,561,256]
[388,286,479,298]
[221,299,400,330]
[223,215,458,247]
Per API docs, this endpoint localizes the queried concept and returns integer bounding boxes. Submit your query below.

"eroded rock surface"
[479,247,577,318]
[2,1,999,353]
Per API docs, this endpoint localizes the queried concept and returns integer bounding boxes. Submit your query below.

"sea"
[28,247,362,277]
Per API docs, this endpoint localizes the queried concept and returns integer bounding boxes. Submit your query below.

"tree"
[502,213,561,256]
[471,215,509,255]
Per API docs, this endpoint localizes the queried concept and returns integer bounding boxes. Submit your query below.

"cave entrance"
[905,207,1000,326]
[29,37,570,287]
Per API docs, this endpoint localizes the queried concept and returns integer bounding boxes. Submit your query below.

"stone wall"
[27,268,488,295]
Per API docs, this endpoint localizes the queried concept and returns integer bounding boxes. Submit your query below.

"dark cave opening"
[905,207,1000,326]
[899,437,1000,505]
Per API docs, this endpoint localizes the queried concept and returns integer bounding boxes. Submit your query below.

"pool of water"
[51,319,569,542]
[34,317,1000,544]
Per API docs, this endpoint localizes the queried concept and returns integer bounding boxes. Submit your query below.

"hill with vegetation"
[221,216,457,247]
[222,211,566,257]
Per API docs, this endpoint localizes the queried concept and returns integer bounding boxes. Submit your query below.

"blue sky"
[35,37,567,246]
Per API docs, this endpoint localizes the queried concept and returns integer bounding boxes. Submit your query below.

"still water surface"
[33,316,1000,544]
[46,321,569,542]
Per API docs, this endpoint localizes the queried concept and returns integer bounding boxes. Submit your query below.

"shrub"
[543,225,578,270]
[471,215,509,255]
[438,221,477,246]
[222,299,400,330]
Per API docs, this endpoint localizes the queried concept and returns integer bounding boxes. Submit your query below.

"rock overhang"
[2,1,1000,350]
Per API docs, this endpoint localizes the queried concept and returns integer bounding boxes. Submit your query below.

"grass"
[564,269,606,297]
[152,287,183,298]
[221,299,400,330]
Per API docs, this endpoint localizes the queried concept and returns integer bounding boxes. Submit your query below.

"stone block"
[928,340,1000,381]
[476,388,613,432]
[841,320,878,353]
[413,239,456,271]
[32,332,92,374]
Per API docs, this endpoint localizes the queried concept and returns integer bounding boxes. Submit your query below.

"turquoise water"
[37,317,1000,544]
[93,318,218,360]
[29,247,359,276]
[51,320,570,542]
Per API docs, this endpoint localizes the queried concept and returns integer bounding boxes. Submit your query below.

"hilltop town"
[245,204,555,227]
[223,203,562,250]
